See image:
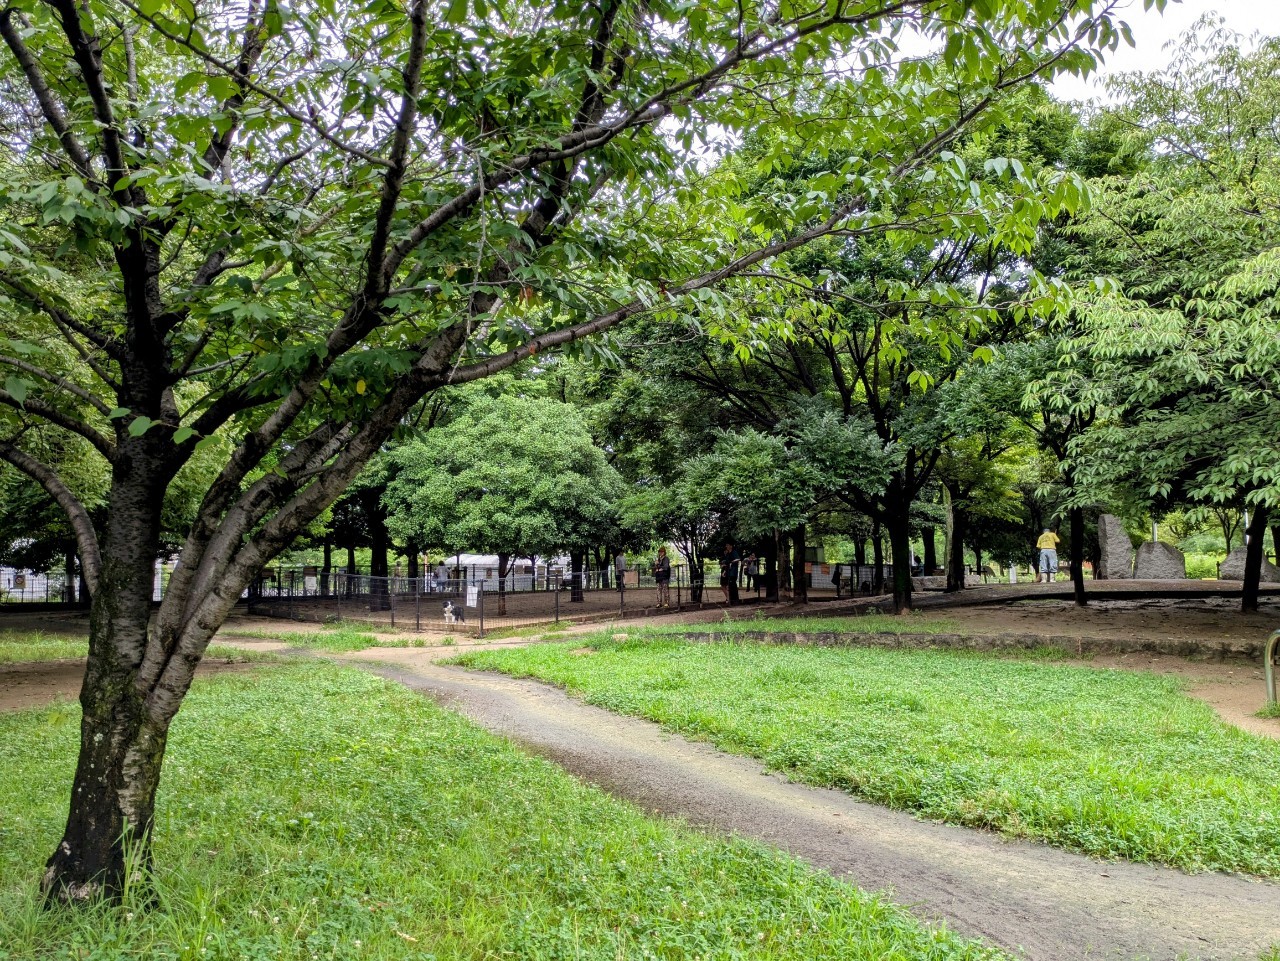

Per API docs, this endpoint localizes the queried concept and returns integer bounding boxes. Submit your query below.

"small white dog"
[442,600,465,624]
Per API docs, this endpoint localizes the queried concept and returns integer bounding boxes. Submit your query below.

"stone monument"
[1097,513,1134,579]
[1217,547,1280,583]
[1133,541,1186,579]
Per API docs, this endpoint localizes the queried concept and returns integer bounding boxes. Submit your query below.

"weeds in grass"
[0,632,279,665]
[1256,702,1280,719]
[0,663,1007,961]
[640,612,959,638]
[0,631,87,663]
[457,640,1280,877]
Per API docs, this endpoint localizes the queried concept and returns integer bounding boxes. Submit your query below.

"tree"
[385,394,622,611]
[0,0,1133,900]
[1058,22,1280,611]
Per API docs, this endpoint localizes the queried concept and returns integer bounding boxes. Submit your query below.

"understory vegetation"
[0,663,1008,961]
[457,639,1280,877]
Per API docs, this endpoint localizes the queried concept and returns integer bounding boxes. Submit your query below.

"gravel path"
[354,654,1280,961]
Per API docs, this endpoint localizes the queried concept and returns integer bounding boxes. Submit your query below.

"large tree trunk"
[496,552,510,615]
[321,538,332,597]
[1070,504,1087,607]
[43,466,169,903]
[921,526,937,575]
[1243,505,1270,614]
[63,542,78,604]
[945,496,966,593]
[362,489,390,611]
[886,499,914,613]
[777,530,792,599]
[762,534,778,602]
[791,523,806,604]
[570,551,584,603]
[1271,524,1280,567]
[872,519,884,595]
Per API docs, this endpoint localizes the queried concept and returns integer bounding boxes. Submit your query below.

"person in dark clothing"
[654,546,672,608]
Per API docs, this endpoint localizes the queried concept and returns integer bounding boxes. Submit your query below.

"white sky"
[1048,0,1280,102]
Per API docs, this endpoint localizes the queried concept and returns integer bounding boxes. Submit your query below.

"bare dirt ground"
[0,657,256,712]
[353,652,1280,961]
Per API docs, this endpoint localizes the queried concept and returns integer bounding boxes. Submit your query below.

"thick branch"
[0,390,115,458]
[0,440,101,593]
[0,10,95,177]
[0,355,113,416]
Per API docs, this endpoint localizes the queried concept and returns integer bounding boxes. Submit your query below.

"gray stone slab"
[1132,541,1186,580]
[1217,546,1280,582]
[1097,514,1134,579]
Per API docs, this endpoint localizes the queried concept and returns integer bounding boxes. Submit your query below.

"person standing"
[654,547,672,608]
[1036,528,1060,583]
[744,553,758,593]
[615,550,627,593]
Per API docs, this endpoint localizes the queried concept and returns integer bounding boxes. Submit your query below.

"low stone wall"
[673,629,1267,662]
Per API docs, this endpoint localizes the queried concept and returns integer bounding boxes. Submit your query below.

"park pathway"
[353,653,1280,961]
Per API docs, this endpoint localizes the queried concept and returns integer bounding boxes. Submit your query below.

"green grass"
[639,612,959,637]
[0,663,1006,961]
[1257,702,1280,719]
[456,639,1280,877]
[0,631,280,665]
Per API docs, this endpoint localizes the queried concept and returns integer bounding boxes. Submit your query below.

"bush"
[1185,553,1223,579]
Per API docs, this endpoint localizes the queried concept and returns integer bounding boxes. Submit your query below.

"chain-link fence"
[243,566,734,635]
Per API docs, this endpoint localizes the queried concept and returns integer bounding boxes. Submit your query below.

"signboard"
[465,585,479,608]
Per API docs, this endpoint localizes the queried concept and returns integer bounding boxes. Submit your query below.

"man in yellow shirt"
[1036,528,1060,583]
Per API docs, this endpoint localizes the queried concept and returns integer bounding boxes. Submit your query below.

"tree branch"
[0,354,113,416]
[0,390,115,458]
[0,9,95,178]
[0,440,101,593]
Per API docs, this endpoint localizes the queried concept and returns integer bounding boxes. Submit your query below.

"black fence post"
[415,579,421,631]
[477,581,485,638]
[554,585,560,624]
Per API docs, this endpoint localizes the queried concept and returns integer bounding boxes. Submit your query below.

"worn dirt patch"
[357,657,1280,961]
[0,658,258,713]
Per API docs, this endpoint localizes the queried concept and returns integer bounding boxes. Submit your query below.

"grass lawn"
[642,613,959,637]
[455,638,1280,877]
[0,662,1006,961]
[0,631,279,665]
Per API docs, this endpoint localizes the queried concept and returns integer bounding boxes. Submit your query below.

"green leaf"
[127,416,155,437]
[4,376,28,405]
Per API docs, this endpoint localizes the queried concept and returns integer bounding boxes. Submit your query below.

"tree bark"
[778,530,791,599]
[64,542,78,604]
[43,460,169,903]
[1242,504,1269,614]
[885,499,914,612]
[872,519,884,595]
[361,489,390,611]
[1271,524,1280,567]
[762,538,778,603]
[791,523,806,604]
[1070,504,1087,607]
[921,526,937,575]
[945,498,966,593]
[570,551,584,603]
[321,538,332,597]
[496,552,510,615]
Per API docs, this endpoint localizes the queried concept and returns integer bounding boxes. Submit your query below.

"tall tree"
[1058,22,1280,611]
[0,0,1132,900]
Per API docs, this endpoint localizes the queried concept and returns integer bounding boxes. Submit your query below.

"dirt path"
[348,650,1280,961]
[0,657,257,712]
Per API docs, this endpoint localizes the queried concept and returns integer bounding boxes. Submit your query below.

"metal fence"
[243,561,899,635]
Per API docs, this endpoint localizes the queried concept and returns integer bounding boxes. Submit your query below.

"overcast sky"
[1048,0,1280,102]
